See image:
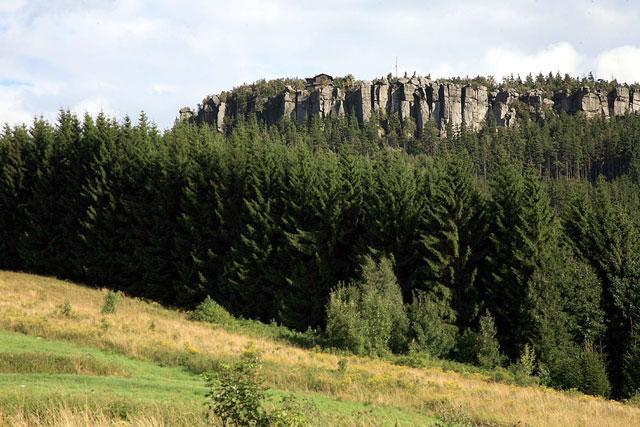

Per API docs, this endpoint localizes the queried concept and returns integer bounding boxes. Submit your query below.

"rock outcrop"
[181,74,640,135]
[462,86,489,131]
[633,90,640,115]
[346,81,372,123]
[493,89,518,127]
[609,86,630,116]
[197,95,226,132]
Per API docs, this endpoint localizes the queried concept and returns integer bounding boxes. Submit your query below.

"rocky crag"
[179,74,640,134]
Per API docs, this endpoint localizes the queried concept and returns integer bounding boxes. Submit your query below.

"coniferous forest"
[3,98,640,400]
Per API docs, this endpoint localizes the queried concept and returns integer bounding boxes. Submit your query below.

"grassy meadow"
[0,270,638,426]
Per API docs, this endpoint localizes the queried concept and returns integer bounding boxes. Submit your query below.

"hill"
[0,271,638,426]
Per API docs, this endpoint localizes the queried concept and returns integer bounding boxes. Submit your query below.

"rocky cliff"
[179,74,640,134]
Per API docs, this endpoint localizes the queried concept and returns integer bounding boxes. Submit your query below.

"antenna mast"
[395,57,398,78]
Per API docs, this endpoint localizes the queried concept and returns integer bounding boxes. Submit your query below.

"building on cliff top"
[306,74,333,87]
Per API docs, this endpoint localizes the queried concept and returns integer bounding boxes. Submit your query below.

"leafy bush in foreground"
[325,256,408,356]
[190,296,235,325]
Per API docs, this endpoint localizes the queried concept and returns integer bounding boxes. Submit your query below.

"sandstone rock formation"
[493,89,518,127]
[462,86,489,131]
[609,86,630,116]
[181,74,640,135]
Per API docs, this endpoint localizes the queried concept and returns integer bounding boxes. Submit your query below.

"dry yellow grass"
[1,270,639,427]
[0,403,189,427]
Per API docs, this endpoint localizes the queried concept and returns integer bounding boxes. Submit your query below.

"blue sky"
[1,0,640,128]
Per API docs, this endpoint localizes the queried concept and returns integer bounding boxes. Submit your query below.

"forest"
[2,102,640,401]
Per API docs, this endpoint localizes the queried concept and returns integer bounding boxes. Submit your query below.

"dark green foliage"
[3,106,640,399]
[622,328,640,397]
[476,312,502,369]
[416,154,485,331]
[190,296,235,325]
[542,342,611,397]
[407,289,457,358]
[204,350,310,426]
[205,350,268,426]
[101,290,119,314]
[325,256,408,356]
[482,161,557,358]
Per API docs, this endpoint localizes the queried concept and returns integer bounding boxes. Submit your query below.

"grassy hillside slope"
[0,271,638,426]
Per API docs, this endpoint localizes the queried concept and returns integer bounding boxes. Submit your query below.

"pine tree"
[416,153,486,330]
[482,160,557,359]
[477,311,502,369]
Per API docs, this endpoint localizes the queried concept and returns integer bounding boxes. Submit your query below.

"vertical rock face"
[372,79,390,116]
[309,85,334,119]
[462,86,489,131]
[182,74,640,135]
[282,87,297,120]
[331,88,346,117]
[414,86,431,131]
[632,90,640,115]
[609,86,630,116]
[553,90,573,114]
[493,89,518,127]
[522,90,554,112]
[559,87,609,118]
[295,90,310,125]
[437,84,463,131]
[346,81,372,123]
[198,95,226,132]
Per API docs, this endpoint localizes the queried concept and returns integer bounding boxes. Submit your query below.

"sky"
[1,0,640,129]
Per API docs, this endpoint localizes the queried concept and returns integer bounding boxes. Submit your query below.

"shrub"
[512,344,536,377]
[267,395,312,427]
[204,349,311,426]
[336,358,348,374]
[325,256,408,356]
[477,311,502,369]
[190,296,235,325]
[204,350,268,426]
[407,288,457,358]
[579,342,610,398]
[545,342,610,397]
[452,329,478,364]
[623,327,640,397]
[101,290,119,314]
[59,300,73,317]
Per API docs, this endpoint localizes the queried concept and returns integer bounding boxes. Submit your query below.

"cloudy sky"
[1,0,640,128]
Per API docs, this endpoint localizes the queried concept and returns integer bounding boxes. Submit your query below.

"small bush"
[204,349,311,426]
[190,296,235,325]
[579,342,610,397]
[452,329,478,364]
[99,318,111,331]
[59,300,73,317]
[510,344,536,378]
[476,311,502,369]
[407,288,457,358]
[545,342,610,397]
[101,290,119,314]
[336,358,348,374]
[267,395,313,427]
[204,349,268,426]
[325,256,408,356]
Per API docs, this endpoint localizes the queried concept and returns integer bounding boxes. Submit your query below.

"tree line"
[1,110,640,399]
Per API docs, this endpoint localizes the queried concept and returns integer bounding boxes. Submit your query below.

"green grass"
[0,330,442,426]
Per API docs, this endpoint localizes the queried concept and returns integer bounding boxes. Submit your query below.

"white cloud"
[0,86,33,126]
[0,0,25,14]
[1,1,640,128]
[483,42,587,80]
[596,46,640,84]
[72,96,116,118]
